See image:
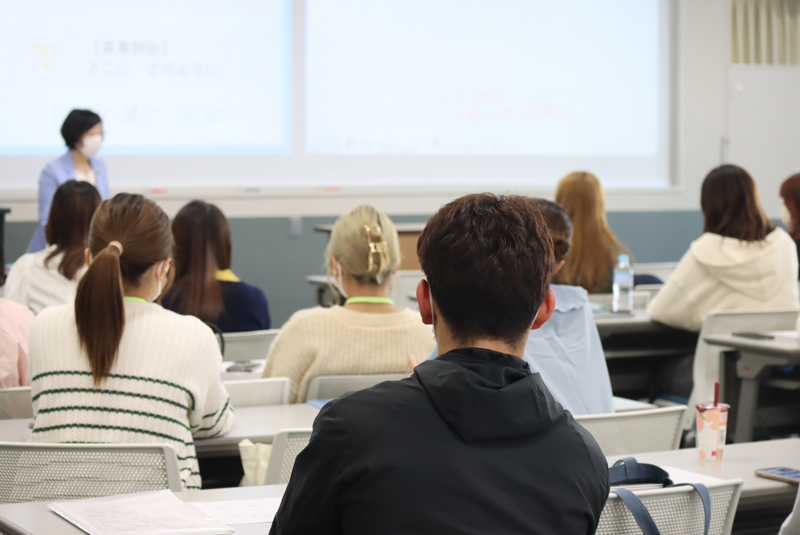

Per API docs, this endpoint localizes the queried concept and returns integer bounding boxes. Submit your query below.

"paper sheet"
[663,466,725,486]
[189,498,283,525]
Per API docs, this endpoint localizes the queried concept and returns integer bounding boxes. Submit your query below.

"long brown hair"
[553,171,627,293]
[75,194,173,384]
[780,173,800,240]
[171,201,232,323]
[45,180,101,280]
[701,165,773,241]
[536,199,573,264]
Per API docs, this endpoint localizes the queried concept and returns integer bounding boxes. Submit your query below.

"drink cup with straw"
[696,381,730,461]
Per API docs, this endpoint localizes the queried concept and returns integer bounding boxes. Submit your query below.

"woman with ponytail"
[262,205,434,403]
[27,193,234,490]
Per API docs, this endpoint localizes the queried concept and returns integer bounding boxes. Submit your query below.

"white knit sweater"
[28,302,234,490]
[263,306,435,403]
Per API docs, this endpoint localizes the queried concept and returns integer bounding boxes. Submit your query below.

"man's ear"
[531,287,556,330]
[85,248,92,267]
[417,279,433,325]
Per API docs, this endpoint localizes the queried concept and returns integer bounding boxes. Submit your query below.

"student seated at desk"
[648,164,800,332]
[262,206,434,403]
[780,172,800,279]
[28,194,234,490]
[162,201,270,332]
[271,194,608,534]
[0,298,34,388]
[5,181,100,314]
[422,199,614,415]
[553,171,630,293]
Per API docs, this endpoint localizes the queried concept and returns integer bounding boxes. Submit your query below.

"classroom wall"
[5,210,704,326]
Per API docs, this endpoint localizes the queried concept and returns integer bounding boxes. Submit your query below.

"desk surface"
[0,485,288,535]
[1,440,797,534]
[0,405,320,457]
[608,438,800,510]
[704,332,800,357]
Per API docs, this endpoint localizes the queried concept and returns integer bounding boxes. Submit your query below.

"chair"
[390,270,425,311]
[222,329,281,362]
[0,442,182,504]
[597,479,742,535]
[0,387,32,420]
[685,309,798,429]
[223,378,290,407]
[264,428,313,485]
[575,406,687,456]
[305,373,411,401]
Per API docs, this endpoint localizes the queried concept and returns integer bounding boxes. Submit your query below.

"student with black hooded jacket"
[270,194,610,535]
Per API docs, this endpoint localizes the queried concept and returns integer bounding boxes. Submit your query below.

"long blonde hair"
[325,206,401,298]
[553,172,627,293]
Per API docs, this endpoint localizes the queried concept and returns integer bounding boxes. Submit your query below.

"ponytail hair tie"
[363,224,388,275]
[107,241,123,255]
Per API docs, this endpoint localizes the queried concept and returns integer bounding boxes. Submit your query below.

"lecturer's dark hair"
[44,180,101,280]
[171,201,232,324]
[701,164,773,242]
[61,109,102,149]
[75,194,173,384]
[418,193,554,349]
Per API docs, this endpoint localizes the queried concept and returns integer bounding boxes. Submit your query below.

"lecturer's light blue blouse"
[26,151,110,253]
[426,284,614,416]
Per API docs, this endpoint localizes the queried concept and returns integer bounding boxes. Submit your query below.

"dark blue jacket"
[162,280,270,333]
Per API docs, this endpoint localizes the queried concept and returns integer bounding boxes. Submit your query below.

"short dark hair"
[418,193,554,348]
[701,164,773,242]
[536,199,572,263]
[61,109,102,149]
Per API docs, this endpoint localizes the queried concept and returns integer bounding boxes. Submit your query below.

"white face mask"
[78,134,103,159]
[153,261,168,302]
[334,260,347,299]
[781,203,793,227]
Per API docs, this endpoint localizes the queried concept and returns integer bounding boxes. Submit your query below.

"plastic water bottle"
[612,254,634,313]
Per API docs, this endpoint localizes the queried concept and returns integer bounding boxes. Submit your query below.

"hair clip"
[364,224,388,274]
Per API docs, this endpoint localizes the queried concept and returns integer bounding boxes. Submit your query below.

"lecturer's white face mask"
[781,203,793,227]
[78,134,103,159]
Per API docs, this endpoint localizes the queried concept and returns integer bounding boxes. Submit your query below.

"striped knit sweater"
[28,302,234,490]
[263,306,435,403]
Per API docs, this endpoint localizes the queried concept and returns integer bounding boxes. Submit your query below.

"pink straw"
[714,381,720,407]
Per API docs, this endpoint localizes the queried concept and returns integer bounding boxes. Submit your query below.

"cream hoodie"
[648,228,800,332]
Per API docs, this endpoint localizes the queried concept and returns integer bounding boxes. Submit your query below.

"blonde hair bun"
[325,206,401,287]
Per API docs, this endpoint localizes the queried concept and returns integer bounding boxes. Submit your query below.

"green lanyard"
[344,296,394,306]
[123,296,148,303]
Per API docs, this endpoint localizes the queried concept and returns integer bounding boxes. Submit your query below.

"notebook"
[48,490,233,535]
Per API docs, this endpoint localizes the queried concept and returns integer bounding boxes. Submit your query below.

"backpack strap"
[609,457,674,487]
[667,483,711,535]
[613,488,660,535]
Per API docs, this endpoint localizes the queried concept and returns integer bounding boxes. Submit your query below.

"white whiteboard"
[728,65,800,217]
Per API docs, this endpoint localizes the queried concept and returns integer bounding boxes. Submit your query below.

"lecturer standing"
[26,109,110,253]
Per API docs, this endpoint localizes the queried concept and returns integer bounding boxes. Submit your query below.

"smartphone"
[755,467,800,485]
[732,332,775,340]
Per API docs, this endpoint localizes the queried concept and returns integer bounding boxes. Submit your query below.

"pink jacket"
[0,298,34,387]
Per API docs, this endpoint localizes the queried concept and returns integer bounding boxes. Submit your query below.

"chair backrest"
[597,479,743,535]
[575,406,687,456]
[223,378,290,407]
[264,428,313,485]
[588,291,652,310]
[634,262,679,282]
[0,387,32,420]
[687,308,799,429]
[305,374,411,402]
[0,442,182,503]
[390,270,425,311]
[222,329,281,362]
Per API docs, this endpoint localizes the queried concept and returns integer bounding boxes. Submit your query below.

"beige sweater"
[263,306,435,403]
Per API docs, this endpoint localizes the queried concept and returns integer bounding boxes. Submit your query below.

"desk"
[1,440,796,534]
[705,332,800,443]
[0,405,320,458]
[607,438,800,512]
[315,223,426,271]
[0,484,288,535]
